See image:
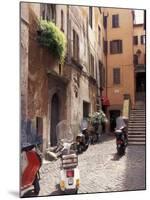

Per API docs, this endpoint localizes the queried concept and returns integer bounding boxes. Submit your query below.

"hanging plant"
[37,20,67,64]
[88,109,107,125]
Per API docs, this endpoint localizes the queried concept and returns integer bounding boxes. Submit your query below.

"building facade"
[21,3,145,153]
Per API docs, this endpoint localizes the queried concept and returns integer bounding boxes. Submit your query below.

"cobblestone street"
[34,135,145,197]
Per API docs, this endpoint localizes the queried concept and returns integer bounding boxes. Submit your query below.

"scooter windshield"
[56,120,73,143]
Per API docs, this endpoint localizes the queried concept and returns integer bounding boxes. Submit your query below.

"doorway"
[50,93,59,146]
[109,110,120,132]
[136,72,146,101]
[83,101,90,118]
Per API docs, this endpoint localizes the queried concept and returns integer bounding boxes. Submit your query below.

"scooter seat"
[115,130,122,133]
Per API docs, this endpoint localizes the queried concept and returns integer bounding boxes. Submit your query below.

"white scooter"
[56,120,80,194]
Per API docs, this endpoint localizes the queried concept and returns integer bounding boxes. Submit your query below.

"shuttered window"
[133,54,138,65]
[112,14,119,28]
[113,68,120,84]
[103,15,107,29]
[89,7,93,28]
[90,54,94,77]
[73,30,79,61]
[98,26,101,46]
[133,36,138,45]
[110,40,122,54]
[103,38,108,55]
[61,10,64,32]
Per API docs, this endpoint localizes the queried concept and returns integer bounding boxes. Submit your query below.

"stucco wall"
[106,8,135,108]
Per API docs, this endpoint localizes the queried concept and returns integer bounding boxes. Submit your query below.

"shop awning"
[101,96,110,106]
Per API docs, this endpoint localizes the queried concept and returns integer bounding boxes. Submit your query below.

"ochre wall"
[105,8,135,108]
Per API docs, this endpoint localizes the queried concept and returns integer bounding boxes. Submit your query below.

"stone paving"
[23,135,146,197]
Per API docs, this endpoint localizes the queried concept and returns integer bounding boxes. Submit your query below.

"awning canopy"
[101,96,110,106]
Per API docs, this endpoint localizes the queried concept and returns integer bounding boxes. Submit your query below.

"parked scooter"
[115,127,127,155]
[76,119,90,154]
[90,120,101,144]
[56,120,80,194]
[20,142,42,196]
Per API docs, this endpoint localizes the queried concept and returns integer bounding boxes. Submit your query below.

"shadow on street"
[111,153,123,161]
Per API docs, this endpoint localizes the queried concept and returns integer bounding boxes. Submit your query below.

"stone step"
[128,137,145,141]
[130,115,146,118]
[128,129,146,132]
[128,130,146,133]
[133,112,145,114]
[129,120,145,123]
[128,122,145,124]
[128,135,146,138]
[128,141,146,145]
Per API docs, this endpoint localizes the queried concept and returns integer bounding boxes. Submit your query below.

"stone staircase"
[128,102,146,145]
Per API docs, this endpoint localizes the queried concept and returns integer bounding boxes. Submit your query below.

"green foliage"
[88,110,107,125]
[37,20,67,64]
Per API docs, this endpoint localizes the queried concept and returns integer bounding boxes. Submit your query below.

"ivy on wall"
[37,20,67,64]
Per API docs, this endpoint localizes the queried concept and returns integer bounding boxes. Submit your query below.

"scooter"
[90,121,101,144]
[20,142,42,196]
[76,119,90,154]
[56,120,80,194]
[115,127,127,155]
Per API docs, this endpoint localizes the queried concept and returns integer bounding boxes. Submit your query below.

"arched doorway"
[50,93,59,146]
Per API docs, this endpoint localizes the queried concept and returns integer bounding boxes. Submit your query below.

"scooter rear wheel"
[33,174,40,195]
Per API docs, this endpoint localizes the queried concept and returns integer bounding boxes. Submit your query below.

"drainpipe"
[105,12,109,97]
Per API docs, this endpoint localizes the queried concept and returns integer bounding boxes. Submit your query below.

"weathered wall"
[21,2,29,119]
[106,8,135,108]
[133,25,145,65]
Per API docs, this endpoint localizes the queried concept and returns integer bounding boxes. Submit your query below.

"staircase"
[128,102,146,145]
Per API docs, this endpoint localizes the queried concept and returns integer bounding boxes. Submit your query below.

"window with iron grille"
[89,7,93,28]
[112,14,119,28]
[113,68,120,84]
[133,36,138,45]
[141,35,146,44]
[110,40,122,54]
[73,30,79,62]
[90,54,94,77]
[98,26,101,46]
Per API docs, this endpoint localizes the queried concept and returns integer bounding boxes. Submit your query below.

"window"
[113,68,120,84]
[89,7,93,28]
[133,54,138,65]
[133,36,138,45]
[112,14,119,28]
[36,117,43,136]
[99,62,105,87]
[61,10,64,32]
[83,101,90,118]
[103,15,107,29]
[90,54,94,77]
[110,40,122,54]
[40,4,56,23]
[73,30,79,61]
[98,26,101,46]
[103,38,108,55]
[141,35,146,44]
